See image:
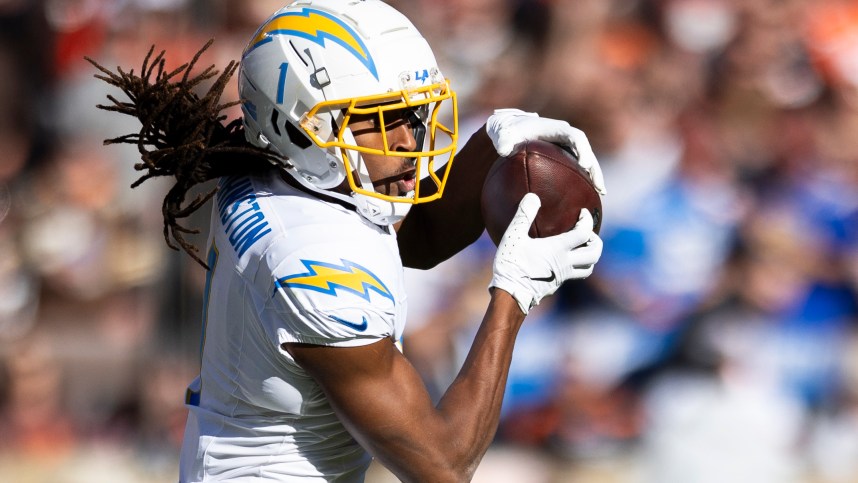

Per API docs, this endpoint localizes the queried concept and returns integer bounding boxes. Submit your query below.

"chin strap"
[353,193,412,226]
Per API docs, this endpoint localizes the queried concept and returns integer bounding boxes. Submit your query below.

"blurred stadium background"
[1,0,857,482]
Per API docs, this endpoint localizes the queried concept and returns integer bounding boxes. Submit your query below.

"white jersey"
[179,171,408,482]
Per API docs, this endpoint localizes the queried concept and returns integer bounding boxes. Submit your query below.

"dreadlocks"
[86,40,279,269]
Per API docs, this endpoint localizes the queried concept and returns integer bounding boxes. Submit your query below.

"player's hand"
[489,193,603,315]
[486,108,607,195]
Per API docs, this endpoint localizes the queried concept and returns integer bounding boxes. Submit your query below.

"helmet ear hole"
[270,110,282,136]
[285,121,312,149]
[271,108,312,150]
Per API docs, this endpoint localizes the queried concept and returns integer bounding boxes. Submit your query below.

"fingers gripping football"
[485,109,607,195]
[490,193,603,314]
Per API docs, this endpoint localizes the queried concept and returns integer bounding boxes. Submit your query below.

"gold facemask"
[300,79,458,204]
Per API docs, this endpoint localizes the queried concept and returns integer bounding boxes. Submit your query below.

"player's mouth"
[370,161,418,197]
[397,169,417,194]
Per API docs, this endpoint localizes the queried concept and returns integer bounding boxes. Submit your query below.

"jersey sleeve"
[252,229,404,349]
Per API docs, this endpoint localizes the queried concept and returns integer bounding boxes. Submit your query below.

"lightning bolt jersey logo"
[275,259,394,303]
[244,7,379,79]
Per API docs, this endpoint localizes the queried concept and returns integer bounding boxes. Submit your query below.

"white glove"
[486,108,607,196]
[490,193,603,314]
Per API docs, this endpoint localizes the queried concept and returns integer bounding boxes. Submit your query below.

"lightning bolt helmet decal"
[275,259,394,303]
[244,7,378,79]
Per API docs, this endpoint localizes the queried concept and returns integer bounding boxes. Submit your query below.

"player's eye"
[347,107,426,147]
[349,112,377,127]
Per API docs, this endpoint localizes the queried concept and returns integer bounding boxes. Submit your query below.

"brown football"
[481,140,602,246]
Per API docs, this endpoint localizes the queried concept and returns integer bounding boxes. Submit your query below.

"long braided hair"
[86,40,278,269]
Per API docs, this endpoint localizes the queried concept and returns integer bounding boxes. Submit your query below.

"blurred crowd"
[1,0,857,482]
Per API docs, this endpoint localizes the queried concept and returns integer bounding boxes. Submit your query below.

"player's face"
[348,108,420,197]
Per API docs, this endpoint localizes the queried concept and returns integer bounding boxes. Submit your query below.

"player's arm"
[397,109,606,270]
[396,124,496,269]
[288,194,602,482]
[286,289,524,483]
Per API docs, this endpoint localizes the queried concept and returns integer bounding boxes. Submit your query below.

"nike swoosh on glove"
[486,108,607,195]
[489,193,603,315]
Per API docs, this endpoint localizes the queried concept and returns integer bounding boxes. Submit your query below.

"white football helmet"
[239,0,458,225]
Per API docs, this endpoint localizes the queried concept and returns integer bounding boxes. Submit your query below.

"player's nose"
[389,120,418,154]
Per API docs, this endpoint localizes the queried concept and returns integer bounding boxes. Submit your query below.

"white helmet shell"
[239,0,458,225]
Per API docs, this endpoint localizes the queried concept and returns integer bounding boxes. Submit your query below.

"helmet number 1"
[276,62,289,105]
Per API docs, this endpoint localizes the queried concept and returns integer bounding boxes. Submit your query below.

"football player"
[90,0,605,481]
